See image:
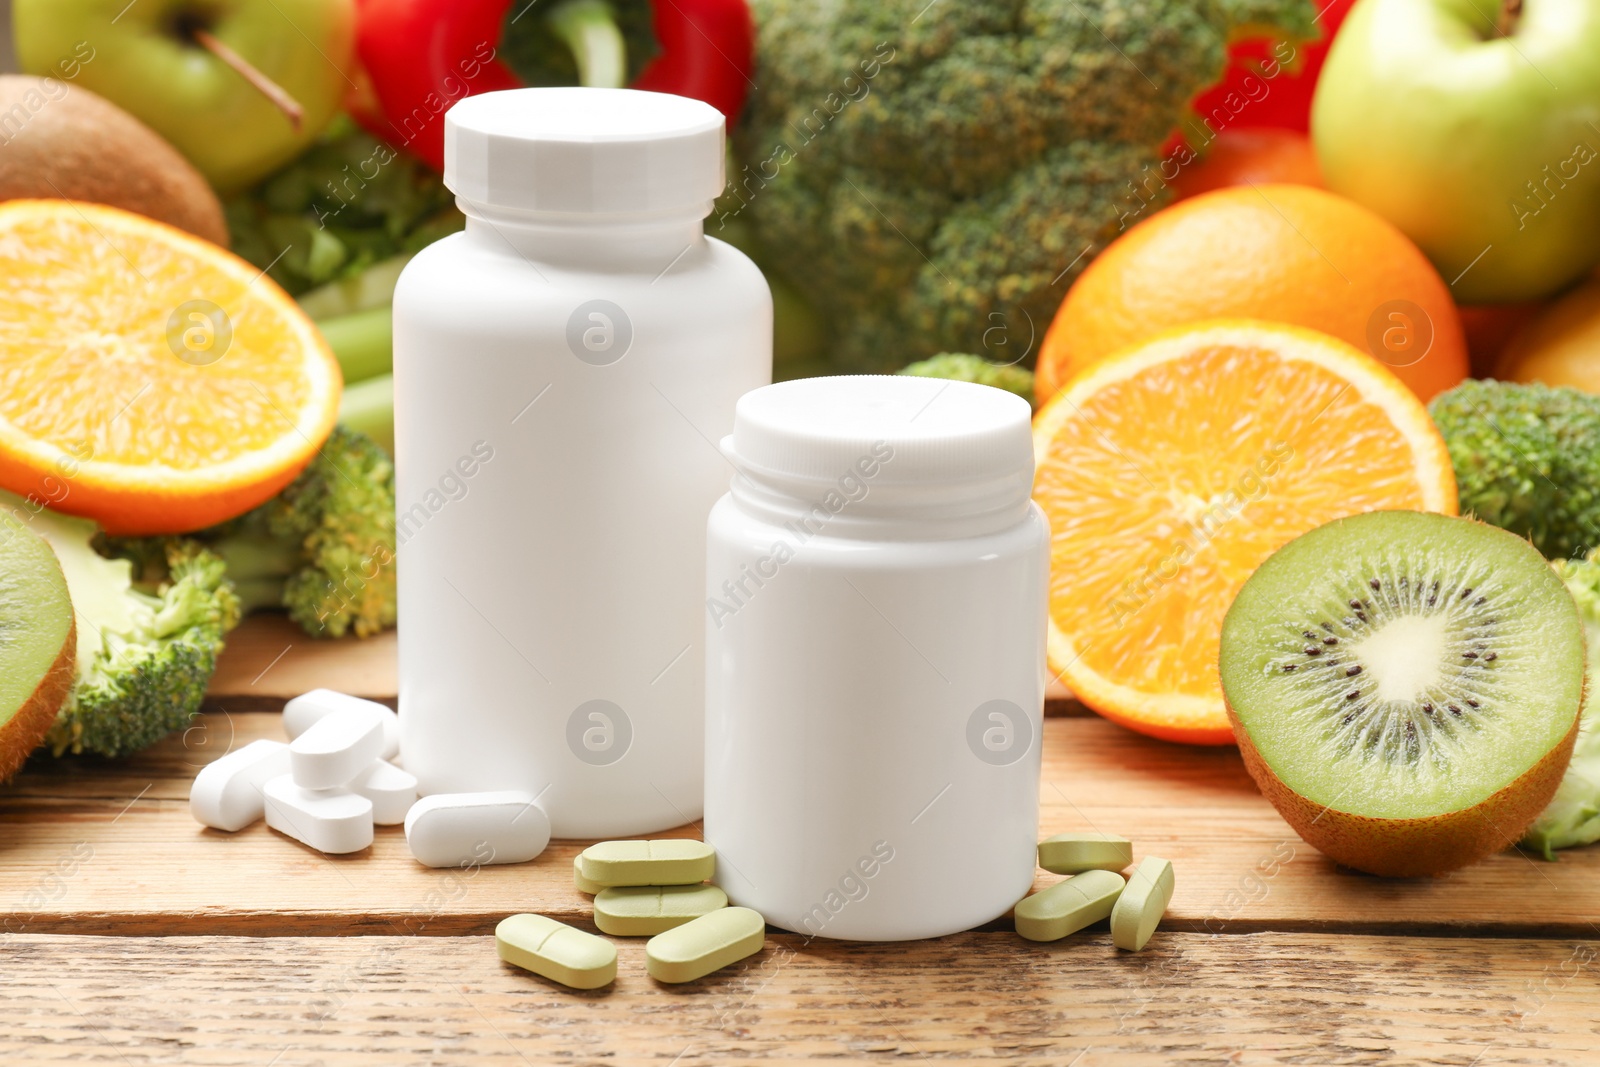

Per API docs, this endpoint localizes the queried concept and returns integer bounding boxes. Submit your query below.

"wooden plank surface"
[5,710,1598,939]
[6,618,1599,1062]
[1,930,1595,1065]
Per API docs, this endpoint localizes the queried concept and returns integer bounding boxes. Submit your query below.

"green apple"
[1312,0,1600,304]
[14,0,356,193]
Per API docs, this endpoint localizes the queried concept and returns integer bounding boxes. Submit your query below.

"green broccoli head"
[0,495,240,759]
[897,352,1036,408]
[1524,553,1600,859]
[178,427,398,640]
[1428,380,1600,562]
[726,0,1320,370]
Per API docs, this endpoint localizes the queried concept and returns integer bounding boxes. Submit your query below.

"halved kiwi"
[1220,510,1585,877]
[0,510,75,782]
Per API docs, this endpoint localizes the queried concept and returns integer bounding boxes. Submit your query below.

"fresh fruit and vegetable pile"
[2,0,1600,886]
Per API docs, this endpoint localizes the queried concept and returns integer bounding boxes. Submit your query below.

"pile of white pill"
[190,689,416,854]
[190,688,557,868]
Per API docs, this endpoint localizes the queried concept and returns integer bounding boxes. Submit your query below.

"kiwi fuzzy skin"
[0,618,74,784]
[0,76,228,246]
[1227,685,1582,878]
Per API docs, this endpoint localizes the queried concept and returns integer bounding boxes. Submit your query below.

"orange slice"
[1033,320,1457,745]
[0,200,340,535]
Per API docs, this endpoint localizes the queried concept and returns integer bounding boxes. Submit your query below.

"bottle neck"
[726,462,1035,542]
[458,197,709,269]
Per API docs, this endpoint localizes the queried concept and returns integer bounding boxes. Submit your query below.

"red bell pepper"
[1189,0,1357,135]
[354,0,753,171]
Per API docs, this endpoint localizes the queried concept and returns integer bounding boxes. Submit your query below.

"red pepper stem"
[545,0,629,90]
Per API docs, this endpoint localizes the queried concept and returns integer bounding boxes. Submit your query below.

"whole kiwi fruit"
[0,75,228,246]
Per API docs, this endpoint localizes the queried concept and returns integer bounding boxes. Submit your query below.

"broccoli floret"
[725,0,1320,371]
[1428,380,1600,561]
[0,494,240,758]
[1524,553,1600,858]
[226,116,463,296]
[898,353,1036,408]
[133,428,398,640]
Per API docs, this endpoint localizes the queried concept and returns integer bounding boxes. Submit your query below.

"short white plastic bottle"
[393,87,771,837]
[704,375,1049,940]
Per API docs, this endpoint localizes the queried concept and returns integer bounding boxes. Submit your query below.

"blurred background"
[0,2,14,71]
[1,0,1598,768]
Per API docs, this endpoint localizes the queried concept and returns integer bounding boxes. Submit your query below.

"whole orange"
[1035,185,1468,406]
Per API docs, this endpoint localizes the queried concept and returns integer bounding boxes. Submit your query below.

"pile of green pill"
[496,839,766,990]
[1017,833,1174,951]
[496,831,1174,990]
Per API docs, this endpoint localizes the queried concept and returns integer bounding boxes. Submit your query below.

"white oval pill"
[350,759,418,825]
[290,705,387,790]
[404,791,550,868]
[189,739,291,832]
[262,775,374,854]
[284,689,399,760]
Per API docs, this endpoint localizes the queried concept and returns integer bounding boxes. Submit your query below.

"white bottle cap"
[443,87,726,217]
[723,375,1035,497]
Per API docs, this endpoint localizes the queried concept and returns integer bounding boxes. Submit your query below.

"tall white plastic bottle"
[392,87,772,837]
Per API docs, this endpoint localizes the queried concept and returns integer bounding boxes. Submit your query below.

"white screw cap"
[724,375,1035,489]
[444,87,726,217]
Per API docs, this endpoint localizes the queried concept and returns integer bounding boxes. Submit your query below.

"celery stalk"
[319,307,392,384]
[338,373,394,455]
[297,254,412,320]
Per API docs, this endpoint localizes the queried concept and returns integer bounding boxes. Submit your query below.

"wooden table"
[2,616,1596,1064]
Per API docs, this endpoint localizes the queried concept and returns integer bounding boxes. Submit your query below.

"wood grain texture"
[1,931,1596,1065]
[3,713,1598,939]
[205,616,398,708]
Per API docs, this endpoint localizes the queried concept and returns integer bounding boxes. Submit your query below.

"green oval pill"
[1110,856,1174,952]
[1037,832,1133,875]
[495,913,616,989]
[1014,869,1126,942]
[579,839,716,887]
[595,883,728,936]
[573,854,604,895]
[645,905,765,983]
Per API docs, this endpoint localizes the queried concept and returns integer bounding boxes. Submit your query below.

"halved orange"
[1034,321,1457,745]
[0,200,341,535]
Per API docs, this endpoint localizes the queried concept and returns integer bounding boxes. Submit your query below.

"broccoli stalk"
[0,493,240,759]
[117,428,398,640]
[1524,553,1600,858]
[1428,379,1600,561]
